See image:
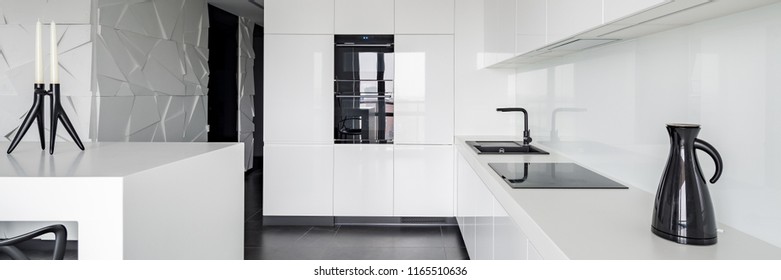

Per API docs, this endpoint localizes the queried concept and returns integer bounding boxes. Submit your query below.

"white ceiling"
[207,0,264,26]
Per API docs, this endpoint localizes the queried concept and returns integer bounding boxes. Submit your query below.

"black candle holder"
[6,83,85,154]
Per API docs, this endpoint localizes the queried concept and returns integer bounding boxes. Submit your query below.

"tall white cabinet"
[392,1,455,217]
[264,0,336,217]
[265,0,457,219]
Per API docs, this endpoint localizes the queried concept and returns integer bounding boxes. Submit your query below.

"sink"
[467,141,549,155]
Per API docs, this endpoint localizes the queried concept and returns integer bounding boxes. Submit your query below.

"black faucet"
[497,107,532,146]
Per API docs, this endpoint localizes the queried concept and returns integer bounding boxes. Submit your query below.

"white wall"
[515,3,781,247]
[454,0,517,136]
[0,0,92,144]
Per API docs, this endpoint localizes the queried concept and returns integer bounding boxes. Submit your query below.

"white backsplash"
[515,3,781,247]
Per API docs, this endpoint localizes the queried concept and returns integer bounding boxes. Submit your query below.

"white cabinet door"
[546,0,603,44]
[264,35,333,144]
[394,145,454,216]
[265,0,335,34]
[395,35,454,145]
[263,144,334,216]
[474,179,494,260]
[395,0,454,34]
[483,0,516,65]
[515,0,547,55]
[333,145,394,216]
[603,0,667,23]
[494,200,527,260]
[335,0,394,34]
[456,154,477,258]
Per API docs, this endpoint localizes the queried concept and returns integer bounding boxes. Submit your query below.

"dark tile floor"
[243,164,469,260]
[243,224,469,260]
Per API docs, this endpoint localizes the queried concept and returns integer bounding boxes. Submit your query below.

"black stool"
[0,224,68,260]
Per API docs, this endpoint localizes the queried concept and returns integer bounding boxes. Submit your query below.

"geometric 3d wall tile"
[95,0,209,142]
[238,17,255,169]
[0,0,92,143]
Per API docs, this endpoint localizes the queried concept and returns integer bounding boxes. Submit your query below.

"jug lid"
[667,123,700,128]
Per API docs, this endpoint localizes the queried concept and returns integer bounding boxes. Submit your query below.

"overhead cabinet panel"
[265,0,335,34]
[515,0,547,55]
[483,0,516,66]
[603,0,668,23]
[546,0,604,44]
[335,0,395,34]
[395,0,455,34]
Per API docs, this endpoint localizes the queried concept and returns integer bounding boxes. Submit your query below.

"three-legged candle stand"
[6,83,85,154]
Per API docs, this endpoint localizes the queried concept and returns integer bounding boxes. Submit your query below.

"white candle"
[50,21,59,84]
[35,20,43,84]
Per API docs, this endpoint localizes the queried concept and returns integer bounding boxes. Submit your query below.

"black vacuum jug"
[652,124,723,245]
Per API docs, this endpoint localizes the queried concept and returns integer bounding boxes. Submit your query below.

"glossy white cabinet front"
[395,0,454,34]
[494,201,527,260]
[547,0,603,44]
[603,0,667,23]
[456,154,479,258]
[264,35,333,144]
[393,145,454,216]
[395,35,454,145]
[456,151,531,260]
[515,0,547,55]
[333,145,394,216]
[265,0,335,34]
[263,145,334,216]
[335,0,394,34]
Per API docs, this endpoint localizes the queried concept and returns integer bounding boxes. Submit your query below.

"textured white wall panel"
[238,17,255,169]
[94,0,209,142]
[0,0,93,144]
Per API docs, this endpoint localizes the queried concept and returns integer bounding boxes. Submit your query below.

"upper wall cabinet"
[515,0,547,55]
[603,0,667,23]
[264,35,334,144]
[483,0,516,66]
[546,0,603,44]
[335,0,395,34]
[265,0,335,34]
[394,35,454,145]
[395,0,455,34]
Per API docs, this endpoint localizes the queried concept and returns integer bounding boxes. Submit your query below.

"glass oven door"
[334,94,394,144]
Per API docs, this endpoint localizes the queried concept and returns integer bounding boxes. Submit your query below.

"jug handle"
[694,138,723,184]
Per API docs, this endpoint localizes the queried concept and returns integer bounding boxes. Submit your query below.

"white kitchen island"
[0,142,244,260]
[456,136,781,260]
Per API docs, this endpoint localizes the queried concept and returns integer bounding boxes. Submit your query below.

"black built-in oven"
[334,35,394,144]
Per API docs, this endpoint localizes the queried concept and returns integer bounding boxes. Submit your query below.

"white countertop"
[456,136,781,259]
[1,142,239,177]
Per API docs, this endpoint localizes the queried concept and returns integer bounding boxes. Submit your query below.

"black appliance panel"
[488,162,627,189]
[334,35,394,144]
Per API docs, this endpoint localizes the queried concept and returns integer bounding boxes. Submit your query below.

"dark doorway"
[207,5,239,142]
[252,24,263,169]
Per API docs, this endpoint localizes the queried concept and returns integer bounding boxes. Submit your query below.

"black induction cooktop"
[488,162,627,189]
